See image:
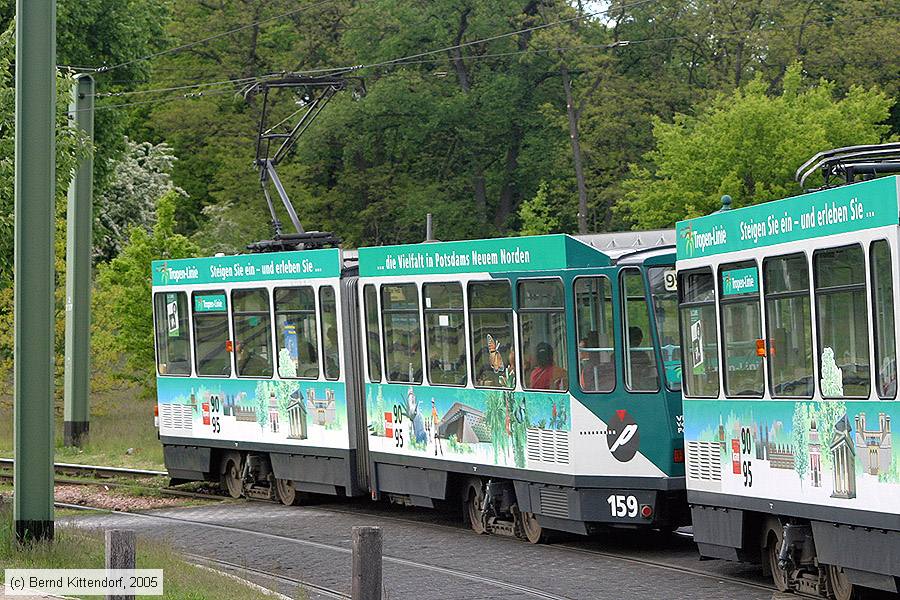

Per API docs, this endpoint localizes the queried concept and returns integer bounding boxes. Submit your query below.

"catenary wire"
[95,0,341,74]
[77,8,899,110]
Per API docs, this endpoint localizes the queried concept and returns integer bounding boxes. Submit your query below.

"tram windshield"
[648,267,682,391]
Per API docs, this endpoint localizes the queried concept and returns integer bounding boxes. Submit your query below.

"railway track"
[58,501,572,600]
[3,459,774,596]
[0,458,217,501]
[184,553,348,600]
[296,501,777,595]
[0,457,167,479]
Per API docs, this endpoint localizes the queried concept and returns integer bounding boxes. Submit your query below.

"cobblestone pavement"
[64,500,784,600]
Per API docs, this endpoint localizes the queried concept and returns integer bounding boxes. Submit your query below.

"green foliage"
[254,380,270,431]
[518,182,563,236]
[620,64,894,228]
[92,191,199,396]
[792,403,810,486]
[95,137,187,261]
[446,434,474,454]
[0,0,169,193]
[484,389,509,464]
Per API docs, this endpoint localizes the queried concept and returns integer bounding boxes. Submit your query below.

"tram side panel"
[151,250,362,496]
[357,236,686,532]
[677,177,900,591]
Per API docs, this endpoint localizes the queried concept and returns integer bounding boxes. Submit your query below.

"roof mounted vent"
[796,142,900,190]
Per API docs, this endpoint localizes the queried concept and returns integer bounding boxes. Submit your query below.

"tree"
[0,0,169,191]
[94,137,187,261]
[619,64,894,229]
[792,403,810,487]
[91,191,199,396]
[518,181,563,235]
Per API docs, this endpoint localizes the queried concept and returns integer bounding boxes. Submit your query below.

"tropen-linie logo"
[156,261,169,285]
[680,224,695,257]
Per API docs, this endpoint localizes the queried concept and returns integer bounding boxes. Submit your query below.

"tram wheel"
[765,530,789,592]
[464,480,486,534]
[519,512,549,544]
[828,565,863,600]
[275,478,301,506]
[222,456,243,499]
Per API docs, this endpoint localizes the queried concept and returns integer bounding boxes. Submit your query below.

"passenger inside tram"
[529,342,568,391]
[628,326,658,390]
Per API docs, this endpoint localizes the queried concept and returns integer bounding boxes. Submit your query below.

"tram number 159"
[607,494,638,518]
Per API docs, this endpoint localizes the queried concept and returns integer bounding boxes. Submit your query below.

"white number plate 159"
[607,494,639,518]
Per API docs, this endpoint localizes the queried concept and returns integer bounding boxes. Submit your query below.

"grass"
[0,503,287,599]
[0,393,164,470]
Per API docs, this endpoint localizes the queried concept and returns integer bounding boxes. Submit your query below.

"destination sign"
[676,176,899,260]
[358,234,604,277]
[152,248,341,287]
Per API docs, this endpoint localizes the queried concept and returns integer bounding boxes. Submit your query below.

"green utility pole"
[64,74,94,448]
[14,0,56,542]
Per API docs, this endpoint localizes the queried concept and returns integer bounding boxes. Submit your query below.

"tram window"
[363,285,382,382]
[622,270,659,392]
[192,290,231,377]
[678,270,719,398]
[381,283,423,383]
[519,279,568,392]
[648,267,681,391]
[320,286,340,381]
[764,254,813,397]
[274,286,319,379]
[574,277,615,393]
[719,262,763,397]
[871,240,896,398]
[423,283,467,386]
[814,245,869,397]
[469,281,514,389]
[153,292,191,375]
[231,288,273,378]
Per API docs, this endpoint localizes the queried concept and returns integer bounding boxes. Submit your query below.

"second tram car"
[151,231,689,541]
[677,175,900,598]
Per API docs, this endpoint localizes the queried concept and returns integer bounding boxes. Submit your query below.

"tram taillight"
[673,448,684,463]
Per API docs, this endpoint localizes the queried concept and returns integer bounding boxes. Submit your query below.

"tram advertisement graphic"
[365,381,571,469]
[607,410,640,462]
[152,248,342,286]
[677,176,899,259]
[683,398,899,514]
[357,234,600,277]
[156,377,350,449]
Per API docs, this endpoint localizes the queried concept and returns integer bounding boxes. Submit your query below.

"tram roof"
[357,232,674,278]
[151,231,677,287]
[676,175,900,261]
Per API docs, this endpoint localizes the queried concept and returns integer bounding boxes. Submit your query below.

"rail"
[0,458,167,478]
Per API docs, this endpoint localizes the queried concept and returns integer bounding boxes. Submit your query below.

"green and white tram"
[677,174,900,597]
[356,233,687,539]
[151,248,363,504]
[151,231,689,540]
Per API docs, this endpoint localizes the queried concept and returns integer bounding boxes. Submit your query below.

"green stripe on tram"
[358,234,606,277]
[152,247,342,286]
[676,175,900,260]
